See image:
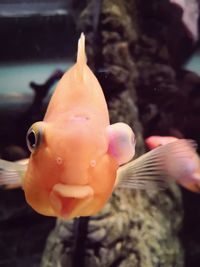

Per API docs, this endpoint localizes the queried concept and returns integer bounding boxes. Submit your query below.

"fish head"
[23,116,118,218]
[22,33,119,219]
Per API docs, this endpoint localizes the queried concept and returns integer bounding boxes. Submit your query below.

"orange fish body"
[23,34,118,219]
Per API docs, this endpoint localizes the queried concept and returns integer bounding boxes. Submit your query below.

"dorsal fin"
[76,33,87,78]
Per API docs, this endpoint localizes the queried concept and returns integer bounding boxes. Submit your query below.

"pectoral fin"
[115,139,197,190]
[116,150,167,190]
[0,158,28,189]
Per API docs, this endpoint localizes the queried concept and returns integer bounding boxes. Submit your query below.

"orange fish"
[145,135,200,192]
[0,34,198,219]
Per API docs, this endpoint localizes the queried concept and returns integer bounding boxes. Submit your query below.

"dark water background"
[0,2,76,266]
[1,1,200,267]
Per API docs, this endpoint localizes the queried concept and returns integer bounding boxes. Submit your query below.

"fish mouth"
[49,189,94,219]
[49,183,94,219]
[49,190,62,215]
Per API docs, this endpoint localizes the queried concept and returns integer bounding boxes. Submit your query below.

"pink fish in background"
[170,0,199,41]
[145,136,178,150]
[145,135,200,192]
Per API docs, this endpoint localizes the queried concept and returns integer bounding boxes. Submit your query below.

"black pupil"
[28,131,36,148]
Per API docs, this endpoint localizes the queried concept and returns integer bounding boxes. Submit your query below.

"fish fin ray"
[0,159,28,189]
[116,139,196,190]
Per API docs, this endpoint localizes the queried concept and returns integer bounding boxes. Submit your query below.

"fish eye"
[26,122,43,153]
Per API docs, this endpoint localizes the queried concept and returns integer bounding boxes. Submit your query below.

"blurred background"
[0,1,77,266]
[1,0,200,267]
